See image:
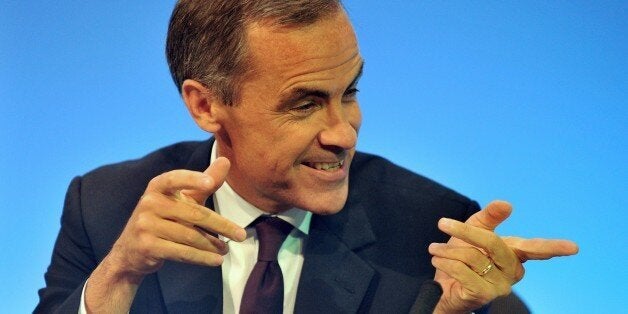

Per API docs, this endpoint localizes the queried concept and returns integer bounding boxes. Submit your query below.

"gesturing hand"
[107,157,247,278]
[85,157,247,312]
[429,201,579,313]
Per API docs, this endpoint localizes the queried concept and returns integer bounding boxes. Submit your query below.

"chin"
[293,186,349,216]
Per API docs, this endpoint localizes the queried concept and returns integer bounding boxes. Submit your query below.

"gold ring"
[478,262,494,276]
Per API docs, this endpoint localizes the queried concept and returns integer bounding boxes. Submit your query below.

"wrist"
[101,250,147,284]
[84,254,143,313]
[433,301,471,314]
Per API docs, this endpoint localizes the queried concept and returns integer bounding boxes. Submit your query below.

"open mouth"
[303,160,344,171]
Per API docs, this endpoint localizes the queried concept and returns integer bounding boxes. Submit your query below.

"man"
[36,1,578,313]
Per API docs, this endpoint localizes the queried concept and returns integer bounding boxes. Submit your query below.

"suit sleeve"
[35,176,98,313]
[464,199,482,221]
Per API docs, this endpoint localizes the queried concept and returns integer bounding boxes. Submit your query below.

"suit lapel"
[157,260,222,313]
[295,201,377,312]
[157,138,223,313]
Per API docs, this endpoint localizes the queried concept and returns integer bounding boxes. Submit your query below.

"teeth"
[309,160,344,171]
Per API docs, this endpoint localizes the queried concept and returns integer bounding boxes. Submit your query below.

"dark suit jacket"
[35,139,519,313]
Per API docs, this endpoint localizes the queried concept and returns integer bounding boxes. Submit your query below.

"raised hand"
[85,157,246,313]
[429,201,578,313]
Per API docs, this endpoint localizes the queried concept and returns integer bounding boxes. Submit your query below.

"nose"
[318,105,360,150]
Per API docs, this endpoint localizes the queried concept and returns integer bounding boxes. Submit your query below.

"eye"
[290,101,321,116]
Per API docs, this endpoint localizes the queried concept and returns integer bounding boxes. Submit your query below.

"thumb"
[180,157,231,205]
[465,200,513,231]
[203,156,230,185]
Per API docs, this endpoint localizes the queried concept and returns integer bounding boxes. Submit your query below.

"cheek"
[273,124,320,154]
[247,130,312,175]
[349,104,363,131]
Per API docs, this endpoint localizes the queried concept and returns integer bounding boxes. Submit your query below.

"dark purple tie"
[240,216,293,314]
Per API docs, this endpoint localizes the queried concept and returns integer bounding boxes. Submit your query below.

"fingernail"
[440,218,454,229]
[428,243,441,251]
[219,241,230,255]
[235,228,247,241]
[213,255,224,265]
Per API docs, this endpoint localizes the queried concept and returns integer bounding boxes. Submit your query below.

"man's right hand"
[84,157,246,313]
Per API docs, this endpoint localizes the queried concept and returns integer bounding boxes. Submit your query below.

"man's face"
[215,10,363,215]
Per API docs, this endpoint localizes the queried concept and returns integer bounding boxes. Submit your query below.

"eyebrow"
[347,62,364,89]
[277,61,364,110]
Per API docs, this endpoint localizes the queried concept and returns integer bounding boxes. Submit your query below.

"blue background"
[2,1,626,312]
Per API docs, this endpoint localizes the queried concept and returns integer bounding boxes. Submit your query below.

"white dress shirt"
[211,141,311,314]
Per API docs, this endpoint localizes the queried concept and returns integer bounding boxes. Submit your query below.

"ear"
[181,79,224,133]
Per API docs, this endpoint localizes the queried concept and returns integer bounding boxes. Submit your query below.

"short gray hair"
[166,0,343,105]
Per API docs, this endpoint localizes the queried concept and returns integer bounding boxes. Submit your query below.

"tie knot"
[253,216,293,262]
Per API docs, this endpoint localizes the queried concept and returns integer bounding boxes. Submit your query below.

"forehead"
[244,10,361,92]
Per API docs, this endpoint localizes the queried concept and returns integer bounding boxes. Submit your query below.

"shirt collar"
[210,140,311,235]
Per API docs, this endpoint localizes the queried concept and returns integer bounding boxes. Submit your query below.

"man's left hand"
[428,200,579,313]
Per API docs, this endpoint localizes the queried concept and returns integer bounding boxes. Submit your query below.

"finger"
[139,192,247,242]
[502,236,579,262]
[182,157,231,204]
[146,169,214,196]
[204,157,230,184]
[429,243,516,286]
[429,243,492,274]
[439,218,511,261]
[152,237,225,266]
[155,218,229,255]
[438,218,522,278]
[431,257,498,306]
[464,200,512,231]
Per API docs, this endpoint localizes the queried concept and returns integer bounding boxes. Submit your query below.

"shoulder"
[347,151,480,235]
[337,151,480,288]
[69,140,212,257]
[83,140,210,183]
[82,141,211,189]
[349,151,476,215]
